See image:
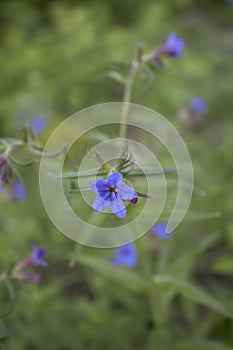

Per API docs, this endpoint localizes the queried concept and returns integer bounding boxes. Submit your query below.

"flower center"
[108,186,116,193]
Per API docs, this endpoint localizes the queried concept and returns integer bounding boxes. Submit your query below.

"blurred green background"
[0,0,233,349]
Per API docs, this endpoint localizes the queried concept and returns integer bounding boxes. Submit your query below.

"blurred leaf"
[173,340,233,350]
[212,256,233,275]
[0,330,11,341]
[153,275,233,319]
[0,281,16,318]
[71,254,147,293]
[58,167,177,179]
[104,71,126,85]
[183,211,221,221]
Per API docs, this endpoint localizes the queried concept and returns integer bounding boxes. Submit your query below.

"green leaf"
[9,156,38,167]
[183,211,221,221]
[104,70,126,84]
[153,275,233,319]
[56,167,177,179]
[71,254,147,293]
[0,331,11,341]
[212,256,233,275]
[0,281,16,318]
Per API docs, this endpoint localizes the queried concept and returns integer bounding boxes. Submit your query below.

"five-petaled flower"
[152,223,173,240]
[111,242,138,268]
[190,97,208,114]
[28,243,48,267]
[89,172,137,218]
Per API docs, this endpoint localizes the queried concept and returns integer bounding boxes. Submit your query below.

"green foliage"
[0,0,233,349]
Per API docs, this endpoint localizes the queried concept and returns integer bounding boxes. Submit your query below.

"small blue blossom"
[152,223,173,240]
[30,115,47,133]
[164,32,185,57]
[11,180,26,201]
[29,244,48,267]
[111,242,138,268]
[190,97,208,114]
[0,176,3,192]
[89,172,136,218]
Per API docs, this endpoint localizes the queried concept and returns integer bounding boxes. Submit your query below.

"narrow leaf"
[71,254,146,293]
[153,275,233,319]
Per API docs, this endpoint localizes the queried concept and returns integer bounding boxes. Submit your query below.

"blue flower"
[152,223,173,240]
[164,32,185,57]
[0,176,3,192]
[30,115,47,133]
[190,97,208,114]
[29,244,48,267]
[89,172,136,218]
[11,180,26,201]
[111,242,138,268]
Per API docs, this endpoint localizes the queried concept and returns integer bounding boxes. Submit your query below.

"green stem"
[119,59,140,140]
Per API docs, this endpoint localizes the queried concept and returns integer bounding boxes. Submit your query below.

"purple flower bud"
[20,272,42,284]
[29,115,47,133]
[111,242,138,268]
[11,180,26,201]
[152,223,173,240]
[0,156,12,186]
[28,244,48,267]
[190,97,208,114]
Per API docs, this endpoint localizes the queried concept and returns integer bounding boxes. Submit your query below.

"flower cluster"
[89,172,137,218]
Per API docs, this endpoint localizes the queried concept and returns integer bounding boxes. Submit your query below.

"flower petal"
[92,195,110,212]
[96,179,108,192]
[108,172,123,187]
[89,181,97,193]
[110,197,126,218]
[118,183,136,200]
[152,223,173,240]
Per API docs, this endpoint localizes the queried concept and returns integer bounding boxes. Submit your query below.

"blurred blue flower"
[164,32,185,57]
[111,242,138,268]
[30,115,47,133]
[89,172,136,218]
[29,244,48,267]
[11,180,26,201]
[0,176,3,192]
[190,97,208,114]
[152,223,173,240]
